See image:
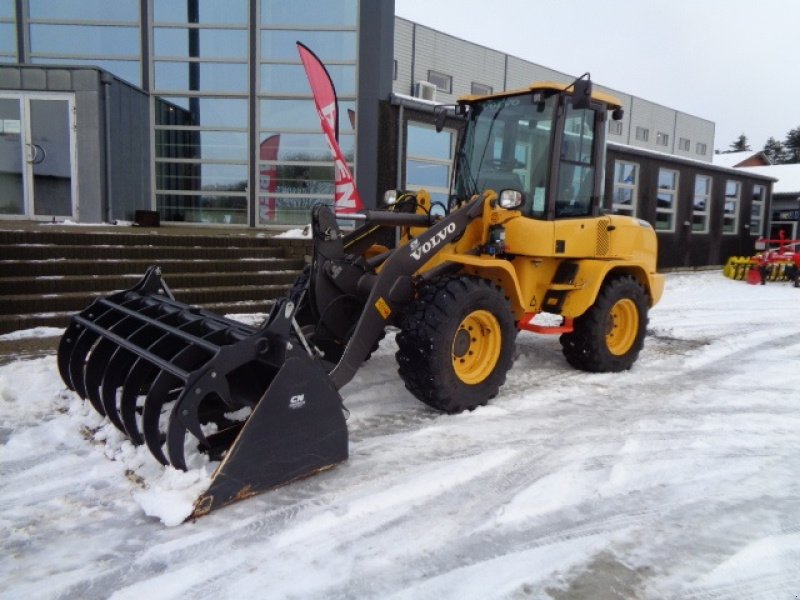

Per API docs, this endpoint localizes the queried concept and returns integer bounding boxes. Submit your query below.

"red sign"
[297,42,363,213]
[259,134,280,221]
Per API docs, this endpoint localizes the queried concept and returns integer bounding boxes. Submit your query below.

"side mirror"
[498,189,524,209]
[572,77,593,110]
[612,107,624,121]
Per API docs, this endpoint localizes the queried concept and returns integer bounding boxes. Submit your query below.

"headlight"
[383,189,398,206]
[498,189,524,209]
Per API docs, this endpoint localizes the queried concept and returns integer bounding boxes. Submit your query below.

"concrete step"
[0,223,310,336]
[0,300,274,335]
[0,270,300,295]
[0,257,304,277]
[0,284,290,316]
[0,228,308,249]
[0,244,285,260]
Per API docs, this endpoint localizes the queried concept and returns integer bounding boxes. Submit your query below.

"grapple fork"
[57,266,348,518]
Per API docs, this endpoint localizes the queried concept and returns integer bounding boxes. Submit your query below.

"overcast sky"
[394,0,798,153]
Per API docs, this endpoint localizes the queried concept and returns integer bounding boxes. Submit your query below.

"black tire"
[560,275,649,372]
[395,275,517,413]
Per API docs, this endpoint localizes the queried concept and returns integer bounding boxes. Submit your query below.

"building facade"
[392,17,716,163]
[0,0,393,226]
[0,0,778,268]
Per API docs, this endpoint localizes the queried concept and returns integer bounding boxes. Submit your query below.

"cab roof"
[458,81,622,110]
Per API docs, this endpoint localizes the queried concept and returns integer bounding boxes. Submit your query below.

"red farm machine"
[723,232,800,286]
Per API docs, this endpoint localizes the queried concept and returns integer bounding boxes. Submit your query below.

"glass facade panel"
[257,164,335,195]
[156,162,248,192]
[154,28,248,59]
[157,193,247,224]
[0,0,14,18]
[723,180,740,234]
[29,0,138,21]
[407,125,452,159]
[260,0,358,26]
[159,97,248,128]
[612,160,638,217]
[153,0,248,25]
[0,23,15,54]
[406,160,449,188]
[0,97,24,215]
[31,57,141,85]
[259,195,332,225]
[156,130,248,161]
[30,24,140,56]
[691,175,711,233]
[260,99,355,133]
[655,168,678,231]
[259,63,355,95]
[155,61,248,93]
[258,132,354,162]
[750,183,765,235]
[260,30,357,61]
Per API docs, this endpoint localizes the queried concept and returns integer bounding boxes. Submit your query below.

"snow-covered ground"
[2,271,800,599]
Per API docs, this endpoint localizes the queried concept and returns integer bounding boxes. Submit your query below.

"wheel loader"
[57,74,664,519]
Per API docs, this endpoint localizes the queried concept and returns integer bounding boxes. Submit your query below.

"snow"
[741,163,800,195]
[711,150,762,169]
[274,225,311,238]
[2,271,800,598]
[0,326,63,341]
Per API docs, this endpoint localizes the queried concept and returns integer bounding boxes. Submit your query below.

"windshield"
[453,93,558,218]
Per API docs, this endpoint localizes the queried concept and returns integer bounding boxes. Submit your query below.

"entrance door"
[0,93,76,220]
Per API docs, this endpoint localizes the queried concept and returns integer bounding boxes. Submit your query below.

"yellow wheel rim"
[606,298,639,356]
[452,310,502,384]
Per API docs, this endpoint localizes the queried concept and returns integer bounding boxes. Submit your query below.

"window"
[723,180,741,234]
[609,121,623,136]
[556,103,596,218]
[612,160,638,217]
[656,168,678,231]
[656,132,669,146]
[696,142,708,155]
[679,137,690,151]
[393,59,397,80]
[257,2,358,225]
[692,175,711,233]
[750,184,766,236]
[406,123,454,212]
[151,4,251,225]
[635,126,649,142]
[470,82,493,96]
[427,70,452,93]
[27,2,141,85]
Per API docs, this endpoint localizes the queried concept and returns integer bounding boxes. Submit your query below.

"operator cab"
[453,80,623,220]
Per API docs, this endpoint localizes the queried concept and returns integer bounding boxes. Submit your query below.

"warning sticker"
[375,297,391,319]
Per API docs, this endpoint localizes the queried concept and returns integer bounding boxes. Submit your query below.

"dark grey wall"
[356,0,395,208]
[108,75,151,221]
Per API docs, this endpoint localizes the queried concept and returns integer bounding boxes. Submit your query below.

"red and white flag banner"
[297,42,363,213]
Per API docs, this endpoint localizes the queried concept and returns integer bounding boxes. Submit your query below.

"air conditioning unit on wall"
[413,80,437,101]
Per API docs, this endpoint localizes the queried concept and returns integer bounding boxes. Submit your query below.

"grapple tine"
[119,358,158,445]
[85,338,124,420]
[142,370,183,466]
[100,347,136,433]
[165,410,190,471]
[166,367,234,471]
[68,325,102,403]
[57,321,83,390]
